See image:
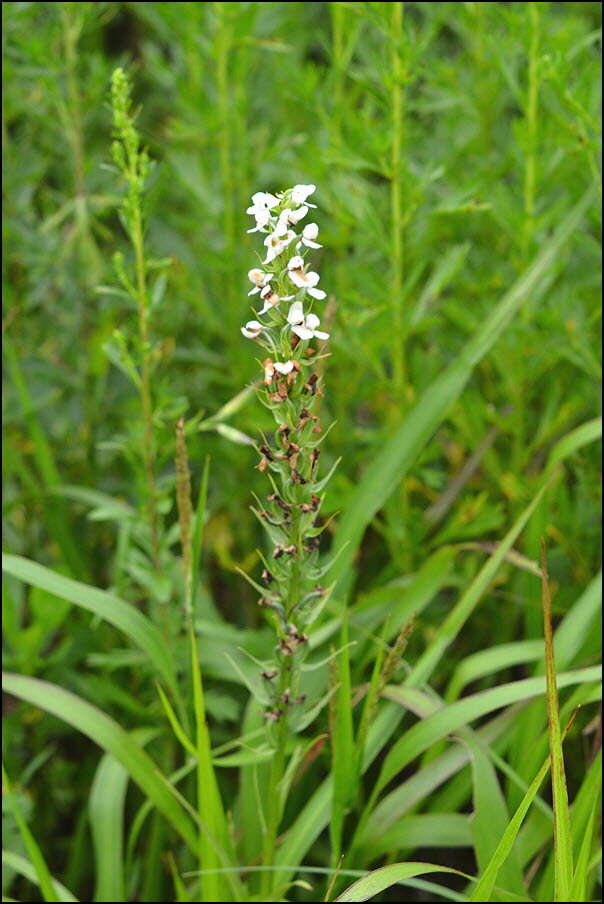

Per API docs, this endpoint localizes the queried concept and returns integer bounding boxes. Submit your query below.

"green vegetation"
[2,3,601,902]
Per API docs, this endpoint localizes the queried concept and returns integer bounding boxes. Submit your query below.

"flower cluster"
[241,184,333,730]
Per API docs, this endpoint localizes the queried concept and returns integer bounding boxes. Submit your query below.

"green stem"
[391,2,405,394]
[261,666,290,898]
[522,2,540,264]
[132,206,161,574]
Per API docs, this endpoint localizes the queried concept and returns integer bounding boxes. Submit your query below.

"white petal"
[241,320,263,339]
[291,183,316,205]
[304,271,320,288]
[288,255,304,270]
[303,223,319,240]
[308,287,326,300]
[313,329,330,340]
[274,361,294,375]
[287,301,304,325]
[303,238,322,249]
[306,313,320,330]
[289,271,308,288]
[292,324,314,340]
[248,286,261,296]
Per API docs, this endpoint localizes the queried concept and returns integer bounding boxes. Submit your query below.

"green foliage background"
[2,2,601,903]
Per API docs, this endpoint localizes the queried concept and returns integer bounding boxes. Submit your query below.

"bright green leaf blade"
[470,753,552,902]
[334,862,462,902]
[2,672,198,854]
[465,736,526,897]
[376,666,601,794]
[1,766,57,903]
[327,188,595,596]
[2,554,177,693]
[540,544,574,902]
[1,850,78,903]
[89,754,128,903]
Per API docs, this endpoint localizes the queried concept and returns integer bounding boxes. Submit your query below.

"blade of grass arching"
[1,850,78,903]
[446,641,544,702]
[536,747,603,902]
[334,862,464,902]
[363,813,472,859]
[570,794,601,901]
[465,736,526,897]
[327,188,595,597]
[190,455,210,615]
[275,669,600,889]
[1,764,57,903]
[447,571,602,702]
[366,708,516,841]
[330,615,356,867]
[540,542,573,902]
[544,416,602,476]
[406,483,548,689]
[89,753,128,903]
[4,337,88,579]
[189,626,242,902]
[2,554,177,694]
[2,673,198,854]
[373,666,601,799]
[469,750,553,902]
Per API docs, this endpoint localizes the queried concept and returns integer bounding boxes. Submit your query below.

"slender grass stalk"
[110,68,161,574]
[522,2,540,264]
[390,2,405,394]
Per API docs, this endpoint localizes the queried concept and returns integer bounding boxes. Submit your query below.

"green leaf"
[2,554,177,694]
[375,666,601,796]
[89,754,128,903]
[327,189,595,597]
[1,766,58,903]
[2,673,198,854]
[470,752,552,902]
[1,850,78,903]
[465,735,526,897]
[334,862,462,902]
[540,543,574,902]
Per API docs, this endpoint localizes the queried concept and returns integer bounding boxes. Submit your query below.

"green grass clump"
[2,3,601,902]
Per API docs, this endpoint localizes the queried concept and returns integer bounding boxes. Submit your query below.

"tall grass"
[2,3,601,903]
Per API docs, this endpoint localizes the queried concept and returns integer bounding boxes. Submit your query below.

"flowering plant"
[240,184,335,732]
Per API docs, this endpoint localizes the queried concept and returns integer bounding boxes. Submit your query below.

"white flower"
[287,256,326,299]
[248,268,271,296]
[263,225,296,264]
[246,191,280,233]
[257,284,294,315]
[274,360,295,375]
[287,301,329,341]
[241,320,264,339]
[291,184,317,207]
[277,206,308,231]
[262,358,297,385]
[296,222,322,250]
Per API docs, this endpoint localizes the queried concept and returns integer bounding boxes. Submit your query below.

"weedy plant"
[238,184,337,879]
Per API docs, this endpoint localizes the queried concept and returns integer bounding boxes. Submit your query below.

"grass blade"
[334,862,463,902]
[2,672,198,853]
[1,764,57,903]
[89,753,128,903]
[327,188,595,596]
[2,554,177,694]
[540,541,574,901]
[1,850,78,903]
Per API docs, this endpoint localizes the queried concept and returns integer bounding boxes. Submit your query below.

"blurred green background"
[2,2,601,901]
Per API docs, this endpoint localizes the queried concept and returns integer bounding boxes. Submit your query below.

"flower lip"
[248,268,271,295]
[297,222,322,250]
[263,228,296,264]
[257,285,294,315]
[241,319,263,339]
[291,183,317,206]
[287,301,329,341]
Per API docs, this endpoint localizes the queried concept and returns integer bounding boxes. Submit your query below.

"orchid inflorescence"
[240,184,335,730]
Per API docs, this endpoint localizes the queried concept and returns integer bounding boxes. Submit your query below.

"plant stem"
[391,1,405,394]
[132,205,161,573]
[522,2,540,264]
[261,665,290,898]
